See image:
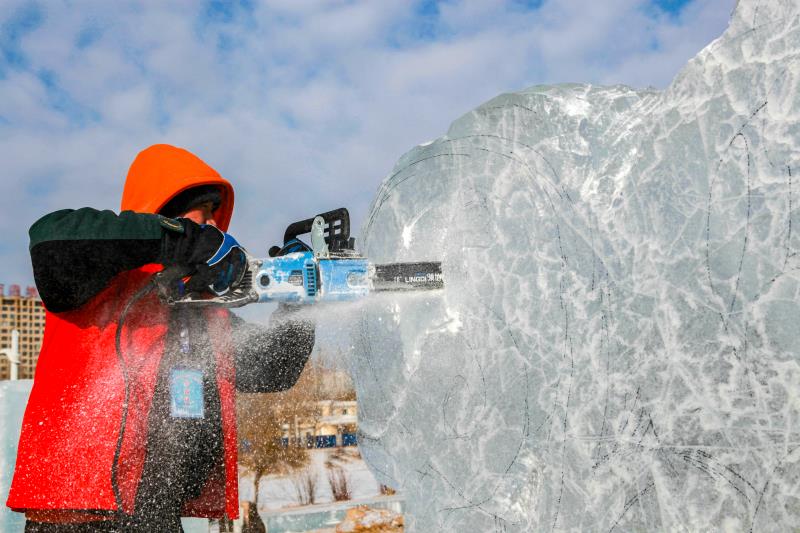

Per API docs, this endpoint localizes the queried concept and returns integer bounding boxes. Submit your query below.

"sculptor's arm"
[29,207,220,313]
[231,308,315,393]
[29,208,169,312]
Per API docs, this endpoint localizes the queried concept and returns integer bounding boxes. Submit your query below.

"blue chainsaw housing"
[253,251,369,304]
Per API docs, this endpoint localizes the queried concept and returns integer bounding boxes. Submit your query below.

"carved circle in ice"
[352,1,800,531]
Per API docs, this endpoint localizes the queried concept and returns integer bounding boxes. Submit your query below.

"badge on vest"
[169,368,204,418]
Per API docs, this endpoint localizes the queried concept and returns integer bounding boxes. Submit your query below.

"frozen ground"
[351,0,800,531]
[239,448,385,511]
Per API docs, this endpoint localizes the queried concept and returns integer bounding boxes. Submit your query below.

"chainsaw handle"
[282,208,350,248]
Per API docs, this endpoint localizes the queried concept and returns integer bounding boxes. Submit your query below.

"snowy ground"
[235,448,404,533]
[239,448,388,511]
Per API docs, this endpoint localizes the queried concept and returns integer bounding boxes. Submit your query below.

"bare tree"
[327,466,351,501]
[237,357,358,508]
[237,365,322,506]
[291,466,318,506]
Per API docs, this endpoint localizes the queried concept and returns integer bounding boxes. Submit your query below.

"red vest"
[7,265,239,519]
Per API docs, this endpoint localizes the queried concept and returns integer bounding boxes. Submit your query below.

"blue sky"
[0,0,735,289]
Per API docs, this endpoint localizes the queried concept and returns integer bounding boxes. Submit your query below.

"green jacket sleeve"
[29,208,181,312]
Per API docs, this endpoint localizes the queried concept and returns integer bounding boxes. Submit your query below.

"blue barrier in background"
[315,435,336,448]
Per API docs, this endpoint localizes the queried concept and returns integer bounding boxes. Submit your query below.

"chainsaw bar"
[370,262,444,291]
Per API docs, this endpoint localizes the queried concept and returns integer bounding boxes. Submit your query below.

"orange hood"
[120,144,234,232]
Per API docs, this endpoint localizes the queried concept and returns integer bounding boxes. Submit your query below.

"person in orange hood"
[8,144,315,532]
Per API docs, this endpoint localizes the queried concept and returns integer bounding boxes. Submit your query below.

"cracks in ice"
[551,268,575,531]
[783,165,794,271]
[705,100,765,322]
[681,449,757,504]
[592,388,642,469]
[749,445,800,532]
[428,298,533,527]
[447,133,565,194]
[353,5,800,527]
[441,375,471,441]
[752,0,762,29]
[355,430,401,489]
[354,313,413,442]
[422,127,614,530]
[356,314,392,413]
[607,479,656,533]
[593,283,615,467]
[728,132,752,318]
[479,102,539,116]
[703,100,766,387]
[361,151,472,249]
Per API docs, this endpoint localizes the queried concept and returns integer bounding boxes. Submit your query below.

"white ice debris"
[351,1,800,530]
[401,225,413,249]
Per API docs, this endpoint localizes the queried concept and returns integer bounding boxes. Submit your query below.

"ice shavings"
[401,225,413,249]
[350,0,800,531]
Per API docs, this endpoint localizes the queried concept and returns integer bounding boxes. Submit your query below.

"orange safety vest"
[8,144,240,519]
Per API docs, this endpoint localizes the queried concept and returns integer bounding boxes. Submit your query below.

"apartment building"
[283,400,359,448]
[0,285,45,380]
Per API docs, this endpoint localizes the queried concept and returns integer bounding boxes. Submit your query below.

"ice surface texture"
[351,1,800,531]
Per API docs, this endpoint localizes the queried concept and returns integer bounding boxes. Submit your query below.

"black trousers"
[24,514,183,533]
[25,522,119,533]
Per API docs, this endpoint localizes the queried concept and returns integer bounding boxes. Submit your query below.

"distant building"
[283,400,359,448]
[0,285,45,380]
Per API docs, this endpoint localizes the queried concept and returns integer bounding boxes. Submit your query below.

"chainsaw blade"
[370,262,444,291]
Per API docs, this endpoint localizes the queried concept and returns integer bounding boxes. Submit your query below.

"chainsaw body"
[159,208,442,308]
[252,253,369,304]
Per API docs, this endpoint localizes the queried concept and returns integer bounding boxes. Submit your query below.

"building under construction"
[0,285,44,380]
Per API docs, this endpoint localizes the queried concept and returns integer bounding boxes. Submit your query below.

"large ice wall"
[351,0,800,530]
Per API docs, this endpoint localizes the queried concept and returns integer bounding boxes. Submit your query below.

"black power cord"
[110,264,212,518]
[111,280,158,517]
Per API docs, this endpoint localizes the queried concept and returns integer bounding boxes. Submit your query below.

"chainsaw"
[156,208,444,308]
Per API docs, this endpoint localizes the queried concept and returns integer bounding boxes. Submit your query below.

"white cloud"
[0,0,736,286]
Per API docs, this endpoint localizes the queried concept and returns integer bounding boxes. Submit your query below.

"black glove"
[158,218,247,295]
[159,217,224,267]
